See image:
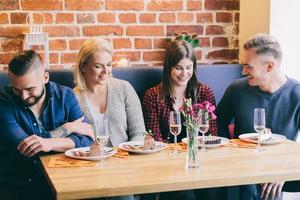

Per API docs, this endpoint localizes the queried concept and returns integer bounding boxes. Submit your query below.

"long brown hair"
[161,40,198,103]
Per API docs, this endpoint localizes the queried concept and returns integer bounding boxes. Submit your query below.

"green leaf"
[183,34,191,42]
[189,39,200,48]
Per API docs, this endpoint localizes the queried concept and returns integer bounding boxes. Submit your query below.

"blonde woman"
[74,38,145,147]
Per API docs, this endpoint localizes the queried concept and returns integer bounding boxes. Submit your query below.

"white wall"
[270,0,300,81]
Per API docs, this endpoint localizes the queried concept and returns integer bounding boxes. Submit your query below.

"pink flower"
[211,112,217,120]
[193,103,205,110]
[207,105,215,113]
[180,98,217,128]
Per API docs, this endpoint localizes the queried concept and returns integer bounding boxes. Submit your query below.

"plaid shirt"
[142,83,218,143]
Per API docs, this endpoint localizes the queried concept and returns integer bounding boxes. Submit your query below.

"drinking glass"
[198,111,209,152]
[169,111,182,155]
[95,118,109,161]
[254,108,266,152]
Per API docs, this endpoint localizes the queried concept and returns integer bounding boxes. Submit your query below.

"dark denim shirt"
[0,81,93,184]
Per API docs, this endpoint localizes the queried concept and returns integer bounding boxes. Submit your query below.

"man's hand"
[64,117,95,140]
[17,135,52,157]
[261,182,284,200]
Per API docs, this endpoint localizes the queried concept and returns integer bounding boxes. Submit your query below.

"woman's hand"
[63,117,95,140]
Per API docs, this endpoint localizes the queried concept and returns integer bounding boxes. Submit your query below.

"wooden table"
[40,140,300,200]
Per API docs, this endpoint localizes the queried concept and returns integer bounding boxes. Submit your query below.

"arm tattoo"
[50,126,69,138]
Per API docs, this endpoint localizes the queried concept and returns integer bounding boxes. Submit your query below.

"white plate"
[65,147,117,161]
[239,133,286,145]
[181,136,229,149]
[118,141,166,154]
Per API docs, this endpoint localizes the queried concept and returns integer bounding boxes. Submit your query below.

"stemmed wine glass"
[198,111,209,152]
[254,108,266,152]
[169,111,182,155]
[95,118,109,162]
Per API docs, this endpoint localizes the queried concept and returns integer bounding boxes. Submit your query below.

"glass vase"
[185,126,200,169]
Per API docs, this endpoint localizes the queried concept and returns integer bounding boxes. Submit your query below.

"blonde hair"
[243,33,282,61]
[74,38,113,90]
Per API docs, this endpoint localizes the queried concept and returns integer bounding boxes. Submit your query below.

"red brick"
[113,38,131,49]
[167,25,203,36]
[106,0,144,10]
[205,0,239,10]
[114,51,140,61]
[21,0,63,10]
[198,37,210,47]
[83,26,123,36]
[154,38,167,49]
[61,53,77,64]
[127,26,164,36]
[49,39,67,51]
[0,14,9,24]
[43,26,80,37]
[97,13,115,23]
[195,50,202,60]
[119,14,136,23]
[65,0,103,10]
[69,39,85,50]
[178,13,194,23]
[206,25,224,35]
[50,53,59,63]
[135,38,152,49]
[143,51,165,62]
[0,26,29,38]
[216,12,232,23]
[56,13,74,24]
[212,37,229,47]
[33,13,53,24]
[77,14,95,24]
[40,53,58,64]
[196,13,213,23]
[11,13,28,24]
[235,13,239,22]
[0,0,19,10]
[139,14,156,23]
[0,39,23,51]
[159,13,175,23]
[206,49,239,60]
[31,46,44,51]
[187,0,202,10]
[147,1,182,11]
[0,53,15,64]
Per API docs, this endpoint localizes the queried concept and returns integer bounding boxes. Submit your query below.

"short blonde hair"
[243,33,282,61]
[74,38,113,90]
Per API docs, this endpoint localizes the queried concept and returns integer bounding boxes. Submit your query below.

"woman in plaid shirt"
[142,40,218,144]
[141,40,220,200]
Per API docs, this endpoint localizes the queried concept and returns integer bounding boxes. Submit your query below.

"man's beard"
[24,86,45,107]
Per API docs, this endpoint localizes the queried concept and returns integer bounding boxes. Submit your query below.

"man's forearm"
[48,137,75,152]
[50,125,70,138]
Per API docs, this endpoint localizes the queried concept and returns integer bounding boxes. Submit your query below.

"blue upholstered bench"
[0,64,243,104]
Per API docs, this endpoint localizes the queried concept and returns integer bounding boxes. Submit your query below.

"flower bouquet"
[180,99,216,169]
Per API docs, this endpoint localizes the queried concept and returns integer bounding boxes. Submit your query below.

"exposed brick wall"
[0,0,239,70]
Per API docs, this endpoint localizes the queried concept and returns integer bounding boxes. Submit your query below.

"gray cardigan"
[74,77,146,146]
